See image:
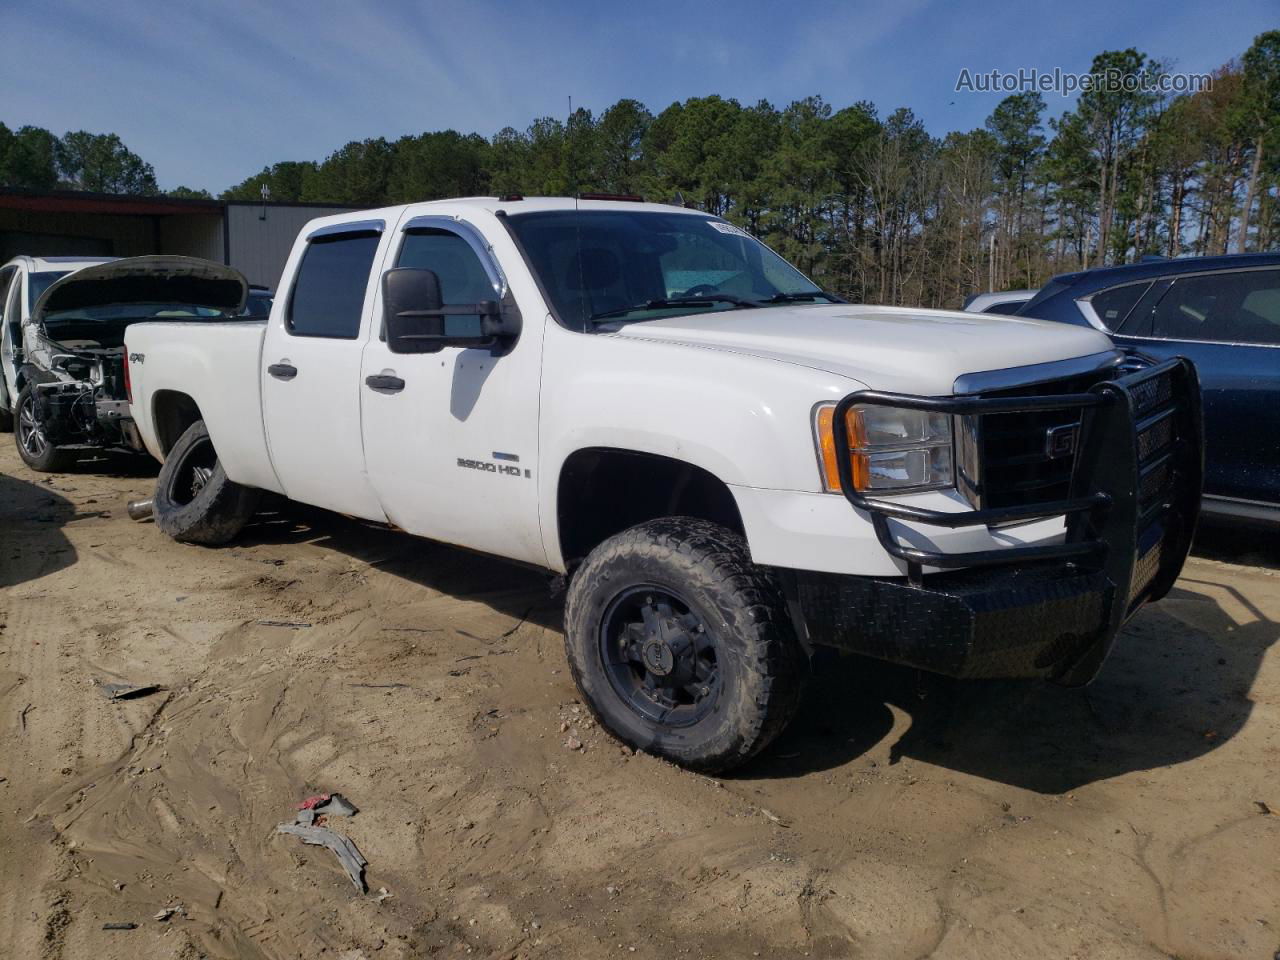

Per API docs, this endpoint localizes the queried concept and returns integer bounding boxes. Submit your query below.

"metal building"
[0,188,356,289]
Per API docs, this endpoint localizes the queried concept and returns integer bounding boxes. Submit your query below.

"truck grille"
[956,368,1114,510]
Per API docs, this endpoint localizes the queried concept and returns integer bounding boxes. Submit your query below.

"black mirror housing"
[382,268,521,354]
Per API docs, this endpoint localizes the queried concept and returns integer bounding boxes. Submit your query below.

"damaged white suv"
[2,255,246,471]
[122,197,1203,772]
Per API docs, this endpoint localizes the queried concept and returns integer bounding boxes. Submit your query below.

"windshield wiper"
[758,291,844,304]
[590,295,759,323]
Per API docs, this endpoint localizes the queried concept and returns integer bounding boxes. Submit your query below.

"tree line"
[4,31,1277,307]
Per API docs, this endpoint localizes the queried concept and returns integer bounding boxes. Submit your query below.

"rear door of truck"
[260,220,391,521]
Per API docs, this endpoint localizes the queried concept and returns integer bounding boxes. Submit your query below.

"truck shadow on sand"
[757,525,1279,793]
[0,470,79,588]
[236,495,564,630]
[236,499,1277,795]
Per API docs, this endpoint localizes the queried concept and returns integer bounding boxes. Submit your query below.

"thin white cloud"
[1,0,1274,192]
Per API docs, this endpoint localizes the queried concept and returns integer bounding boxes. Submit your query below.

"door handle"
[267,362,298,380]
[365,373,406,393]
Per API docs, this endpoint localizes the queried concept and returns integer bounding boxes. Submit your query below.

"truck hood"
[32,255,248,325]
[610,303,1117,394]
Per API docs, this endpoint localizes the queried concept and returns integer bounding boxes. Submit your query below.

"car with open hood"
[1,255,116,430]
[12,255,247,471]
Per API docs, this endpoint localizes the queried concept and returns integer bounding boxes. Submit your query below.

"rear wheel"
[564,517,806,772]
[153,419,259,544]
[14,384,73,472]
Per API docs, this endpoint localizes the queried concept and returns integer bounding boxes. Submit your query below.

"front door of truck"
[358,215,546,566]
[261,220,391,521]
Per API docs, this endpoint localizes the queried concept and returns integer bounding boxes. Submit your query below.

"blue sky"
[4,0,1275,193]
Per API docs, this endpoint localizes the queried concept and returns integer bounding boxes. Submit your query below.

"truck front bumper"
[781,357,1203,686]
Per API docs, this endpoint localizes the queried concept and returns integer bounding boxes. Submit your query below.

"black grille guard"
[831,357,1204,613]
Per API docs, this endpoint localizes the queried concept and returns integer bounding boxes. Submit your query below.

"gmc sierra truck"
[123,196,1203,772]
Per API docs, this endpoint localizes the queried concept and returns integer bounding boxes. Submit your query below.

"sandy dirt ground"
[1,440,1278,960]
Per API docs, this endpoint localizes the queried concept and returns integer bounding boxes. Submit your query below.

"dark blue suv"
[1018,253,1280,524]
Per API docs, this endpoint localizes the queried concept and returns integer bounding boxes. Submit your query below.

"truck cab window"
[395,229,495,337]
[287,232,380,338]
[1151,270,1280,346]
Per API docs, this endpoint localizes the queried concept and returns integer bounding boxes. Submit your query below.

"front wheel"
[14,384,73,472]
[153,419,259,544]
[564,517,806,772]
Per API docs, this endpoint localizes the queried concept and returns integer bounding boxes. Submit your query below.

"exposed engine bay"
[19,256,249,459]
[28,325,140,452]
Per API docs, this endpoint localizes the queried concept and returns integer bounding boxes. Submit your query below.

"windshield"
[28,271,70,307]
[504,210,831,329]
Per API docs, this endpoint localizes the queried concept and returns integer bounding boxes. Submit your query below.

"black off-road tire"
[153,419,259,545]
[14,384,74,472]
[564,517,807,772]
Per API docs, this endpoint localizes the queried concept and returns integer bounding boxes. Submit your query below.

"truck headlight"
[813,403,954,494]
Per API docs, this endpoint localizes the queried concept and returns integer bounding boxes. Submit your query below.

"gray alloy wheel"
[14,385,72,472]
[17,389,46,458]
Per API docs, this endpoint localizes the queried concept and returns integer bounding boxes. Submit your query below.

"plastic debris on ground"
[98,682,162,701]
[277,792,368,892]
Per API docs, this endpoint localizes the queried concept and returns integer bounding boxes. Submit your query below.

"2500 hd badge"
[457,456,529,478]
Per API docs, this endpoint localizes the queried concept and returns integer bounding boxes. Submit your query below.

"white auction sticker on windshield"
[706,220,751,237]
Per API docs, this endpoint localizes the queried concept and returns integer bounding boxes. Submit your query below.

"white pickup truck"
[124,196,1203,771]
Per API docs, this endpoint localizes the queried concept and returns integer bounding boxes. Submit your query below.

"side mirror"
[382,268,521,354]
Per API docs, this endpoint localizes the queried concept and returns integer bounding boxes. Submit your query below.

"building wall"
[226,203,355,289]
[0,208,225,263]
[0,199,356,290]
[160,213,223,261]
[0,208,157,260]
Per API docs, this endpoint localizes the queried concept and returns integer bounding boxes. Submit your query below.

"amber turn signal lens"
[814,405,869,492]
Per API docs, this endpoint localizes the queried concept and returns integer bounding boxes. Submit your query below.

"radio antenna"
[569,94,588,326]
[569,95,579,207]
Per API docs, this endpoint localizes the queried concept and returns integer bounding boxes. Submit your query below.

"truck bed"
[125,319,283,494]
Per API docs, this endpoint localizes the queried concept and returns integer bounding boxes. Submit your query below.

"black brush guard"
[786,357,1203,685]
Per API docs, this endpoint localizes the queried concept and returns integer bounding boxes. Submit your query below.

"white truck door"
[358,215,546,566]
[261,219,390,521]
